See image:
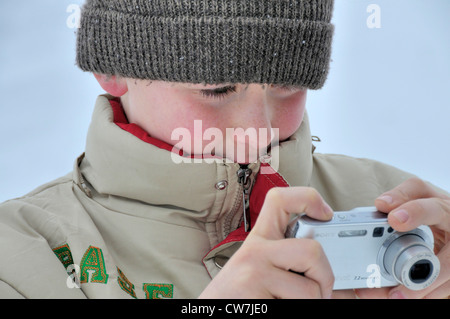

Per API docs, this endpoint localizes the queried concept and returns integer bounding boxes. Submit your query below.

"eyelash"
[199,84,302,99]
[200,86,237,99]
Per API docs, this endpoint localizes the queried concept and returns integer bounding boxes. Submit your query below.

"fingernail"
[389,290,406,299]
[377,195,393,204]
[392,209,409,224]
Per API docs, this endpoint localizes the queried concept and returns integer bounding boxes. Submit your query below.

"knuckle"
[396,186,411,202]
[304,187,321,203]
[302,238,324,261]
[406,198,426,212]
[298,187,325,211]
[408,197,448,219]
[436,198,450,212]
[400,177,428,199]
[441,250,450,270]
[232,244,267,275]
[407,177,427,189]
[436,198,450,229]
[324,272,335,291]
[265,187,285,204]
[303,279,322,298]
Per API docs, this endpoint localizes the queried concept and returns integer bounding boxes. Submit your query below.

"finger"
[331,289,357,299]
[388,242,450,299]
[386,198,450,233]
[268,268,323,299]
[266,238,334,299]
[375,177,449,213]
[354,287,390,299]
[253,187,333,240]
[423,280,450,299]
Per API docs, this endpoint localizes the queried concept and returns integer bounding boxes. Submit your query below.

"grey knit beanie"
[76,0,334,89]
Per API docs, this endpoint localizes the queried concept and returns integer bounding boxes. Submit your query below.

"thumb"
[252,187,333,240]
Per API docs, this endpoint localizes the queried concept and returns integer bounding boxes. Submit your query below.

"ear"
[94,74,128,97]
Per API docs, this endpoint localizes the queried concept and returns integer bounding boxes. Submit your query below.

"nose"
[227,85,278,163]
[236,84,272,126]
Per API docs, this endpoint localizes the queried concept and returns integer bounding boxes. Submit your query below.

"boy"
[0,0,449,299]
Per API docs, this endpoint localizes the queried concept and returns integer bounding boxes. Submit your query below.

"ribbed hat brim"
[77,7,334,89]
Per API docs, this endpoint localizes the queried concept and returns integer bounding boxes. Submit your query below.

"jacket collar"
[77,94,314,211]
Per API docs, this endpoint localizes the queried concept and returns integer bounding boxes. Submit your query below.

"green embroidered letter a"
[80,246,109,284]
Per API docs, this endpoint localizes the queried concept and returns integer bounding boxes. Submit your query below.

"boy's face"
[99,76,307,164]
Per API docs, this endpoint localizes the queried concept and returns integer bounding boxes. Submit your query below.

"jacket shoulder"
[310,153,415,210]
[0,173,87,298]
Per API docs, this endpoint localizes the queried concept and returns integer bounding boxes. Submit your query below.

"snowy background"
[0,0,449,203]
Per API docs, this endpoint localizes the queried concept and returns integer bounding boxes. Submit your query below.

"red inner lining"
[109,98,182,154]
[109,98,290,262]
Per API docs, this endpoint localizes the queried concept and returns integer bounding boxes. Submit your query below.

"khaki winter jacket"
[0,94,438,299]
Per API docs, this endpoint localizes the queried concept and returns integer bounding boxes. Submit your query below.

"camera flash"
[338,230,367,237]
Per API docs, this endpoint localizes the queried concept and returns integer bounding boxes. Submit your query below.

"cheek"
[273,92,307,141]
[166,98,223,153]
[126,85,190,143]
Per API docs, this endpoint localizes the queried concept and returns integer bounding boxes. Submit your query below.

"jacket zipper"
[237,165,253,232]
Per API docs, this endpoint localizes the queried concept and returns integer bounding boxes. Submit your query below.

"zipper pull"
[237,166,252,232]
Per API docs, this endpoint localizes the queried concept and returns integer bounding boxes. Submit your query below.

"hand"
[199,187,335,299]
[356,177,450,299]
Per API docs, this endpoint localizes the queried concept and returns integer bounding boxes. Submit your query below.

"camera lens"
[409,260,432,283]
[383,234,440,290]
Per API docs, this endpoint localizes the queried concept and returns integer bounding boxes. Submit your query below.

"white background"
[0,0,449,203]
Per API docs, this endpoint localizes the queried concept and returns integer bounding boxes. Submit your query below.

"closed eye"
[200,85,237,99]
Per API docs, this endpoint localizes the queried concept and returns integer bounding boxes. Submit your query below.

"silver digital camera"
[286,207,440,291]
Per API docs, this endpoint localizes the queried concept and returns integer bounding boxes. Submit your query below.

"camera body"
[286,207,440,291]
